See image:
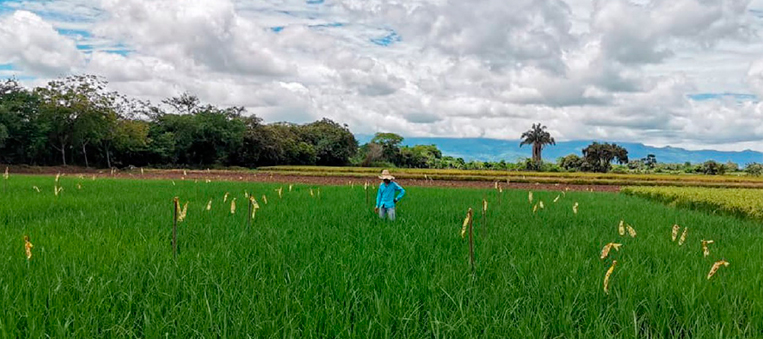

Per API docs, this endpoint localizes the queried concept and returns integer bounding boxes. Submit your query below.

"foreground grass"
[1,176,762,338]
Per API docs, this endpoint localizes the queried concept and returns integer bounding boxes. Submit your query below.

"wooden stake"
[468,208,475,272]
[172,197,178,259]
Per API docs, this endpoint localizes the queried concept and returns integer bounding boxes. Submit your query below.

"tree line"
[0,76,358,168]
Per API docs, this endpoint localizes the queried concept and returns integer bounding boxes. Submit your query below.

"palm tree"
[520,123,555,166]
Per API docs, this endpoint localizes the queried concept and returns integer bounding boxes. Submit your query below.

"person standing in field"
[375,169,406,221]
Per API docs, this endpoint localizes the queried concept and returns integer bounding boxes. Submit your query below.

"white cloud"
[749,58,763,97]
[0,10,84,75]
[1,0,763,151]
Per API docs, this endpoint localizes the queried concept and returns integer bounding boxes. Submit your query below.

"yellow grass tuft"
[206,199,212,211]
[3,167,8,180]
[262,195,268,205]
[250,196,260,219]
[290,184,294,192]
[24,235,33,260]
[600,243,622,260]
[77,183,82,190]
[553,195,560,203]
[461,209,472,239]
[32,186,40,193]
[618,220,625,236]
[276,187,283,199]
[528,191,533,203]
[573,202,579,214]
[177,202,189,222]
[603,260,617,294]
[672,224,680,241]
[539,201,545,209]
[310,189,314,197]
[678,227,688,246]
[626,225,636,238]
[702,240,714,257]
[707,260,729,280]
[230,198,237,214]
[533,203,538,214]
[483,199,488,213]
[224,192,230,203]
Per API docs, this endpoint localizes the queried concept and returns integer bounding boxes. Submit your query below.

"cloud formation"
[1,0,762,151]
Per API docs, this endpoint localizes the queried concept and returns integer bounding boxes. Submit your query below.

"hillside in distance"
[356,136,763,165]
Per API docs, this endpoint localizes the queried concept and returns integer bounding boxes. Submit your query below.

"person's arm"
[394,183,405,202]
[375,183,383,208]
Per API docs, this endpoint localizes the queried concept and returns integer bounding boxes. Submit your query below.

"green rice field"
[1,175,762,338]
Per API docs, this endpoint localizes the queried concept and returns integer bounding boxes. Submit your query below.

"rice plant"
[0,175,761,337]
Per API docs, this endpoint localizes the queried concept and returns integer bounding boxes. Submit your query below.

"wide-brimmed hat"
[379,169,395,180]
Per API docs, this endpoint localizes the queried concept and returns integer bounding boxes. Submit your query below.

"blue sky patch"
[688,93,758,102]
[76,43,93,51]
[57,28,92,39]
[271,26,285,33]
[311,22,343,28]
[306,0,324,4]
[0,63,14,71]
[371,31,401,46]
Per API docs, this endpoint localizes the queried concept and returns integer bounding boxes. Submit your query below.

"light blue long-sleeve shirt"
[376,181,405,209]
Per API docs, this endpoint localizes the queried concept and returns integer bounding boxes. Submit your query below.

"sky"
[1,0,763,152]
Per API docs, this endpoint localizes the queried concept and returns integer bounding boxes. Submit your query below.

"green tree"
[581,142,629,173]
[643,154,657,169]
[745,163,763,176]
[399,144,442,168]
[110,119,150,167]
[300,118,358,166]
[558,154,584,171]
[353,142,384,167]
[699,160,726,175]
[519,123,555,170]
[370,132,404,164]
[725,161,739,172]
[0,79,47,164]
[151,94,247,166]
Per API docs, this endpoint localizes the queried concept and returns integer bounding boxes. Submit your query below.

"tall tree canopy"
[582,142,629,173]
[519,123,555,169]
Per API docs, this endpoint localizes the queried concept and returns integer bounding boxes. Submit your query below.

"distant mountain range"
[355,135,763,165]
